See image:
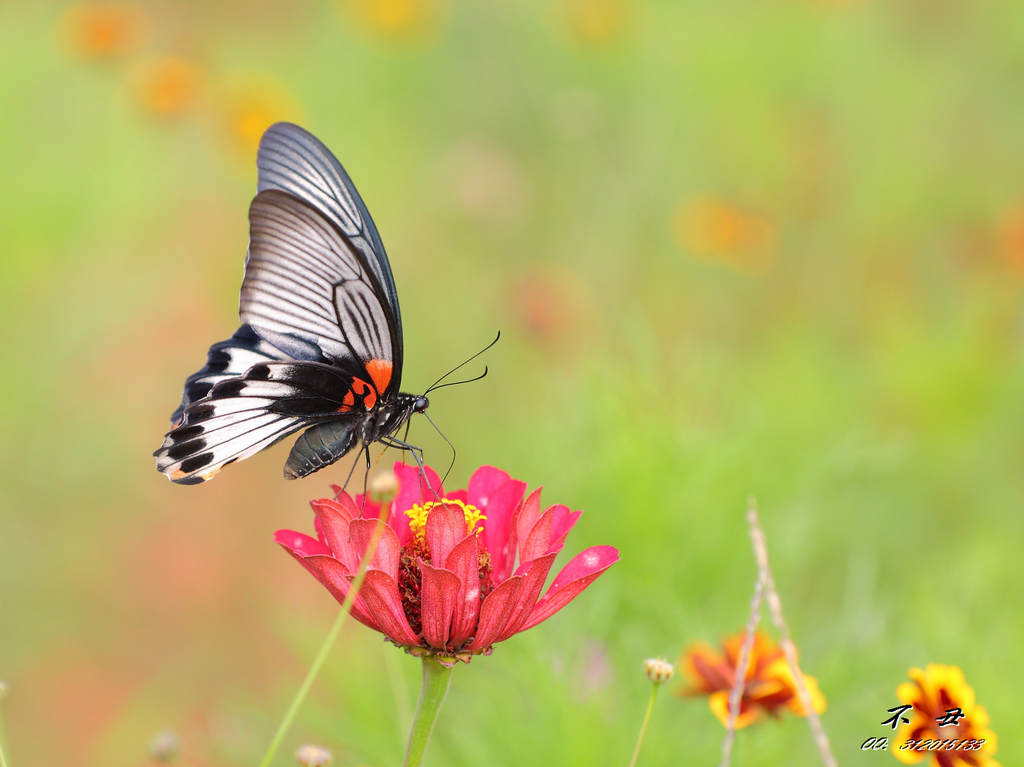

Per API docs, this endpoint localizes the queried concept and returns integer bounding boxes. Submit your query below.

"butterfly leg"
[378,436,441,504]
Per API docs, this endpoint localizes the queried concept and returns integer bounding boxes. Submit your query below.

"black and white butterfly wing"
[256,122,402,361]
[170,324,292,426]
[240,188,400,391]
[156,188,403,484]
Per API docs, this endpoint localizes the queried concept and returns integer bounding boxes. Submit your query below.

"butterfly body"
[155,123,424,485]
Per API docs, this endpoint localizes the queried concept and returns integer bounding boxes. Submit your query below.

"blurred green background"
[1,0,1022,765]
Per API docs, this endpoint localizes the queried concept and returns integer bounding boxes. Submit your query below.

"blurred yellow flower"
[58,2,146,60]
[341,0,444,43]
[891,664,999,767]
[134,57,203,118]
[672,195,777,275]
[217,75,305,154]
[565,0,630,46]
[679,631,826,729]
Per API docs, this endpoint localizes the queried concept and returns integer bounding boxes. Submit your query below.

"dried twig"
[717,573,764,767]
[746,497,837,767]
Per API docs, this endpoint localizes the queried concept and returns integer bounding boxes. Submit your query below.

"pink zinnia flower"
[276,463,619,664]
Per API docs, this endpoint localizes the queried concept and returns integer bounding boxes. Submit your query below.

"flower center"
[405,499,486,540]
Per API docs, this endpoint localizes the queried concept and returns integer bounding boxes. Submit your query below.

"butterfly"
[155,122,430,485]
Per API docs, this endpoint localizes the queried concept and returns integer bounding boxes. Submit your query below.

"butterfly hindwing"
[157,360,385,484]
[171,324,292,425]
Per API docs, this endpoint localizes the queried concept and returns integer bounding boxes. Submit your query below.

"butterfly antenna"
[424,366,489,394]
[423,412,457,489]
[424,331,500,395]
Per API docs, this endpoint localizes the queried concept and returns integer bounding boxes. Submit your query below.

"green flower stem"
[627,683,661,767]
[258,512,389,767]
[402,658,454,767]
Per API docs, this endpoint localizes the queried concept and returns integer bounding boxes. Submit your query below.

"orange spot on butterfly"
[365,358,393,395]
[170,469,187,480]
[338,389,356,412]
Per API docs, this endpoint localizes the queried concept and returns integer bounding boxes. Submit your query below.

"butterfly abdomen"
[284,420,358,480]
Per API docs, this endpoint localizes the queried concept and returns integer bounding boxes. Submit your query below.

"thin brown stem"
[746,497,837,767]
[717,573,764,767]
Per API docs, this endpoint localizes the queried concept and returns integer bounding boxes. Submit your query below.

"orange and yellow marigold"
[679,631,826,729]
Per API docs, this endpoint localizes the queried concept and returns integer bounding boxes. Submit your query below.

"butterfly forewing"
[256,122,402,344]
[241,190,397,397]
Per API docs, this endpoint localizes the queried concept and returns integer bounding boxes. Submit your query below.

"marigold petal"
[480,478,527,582]
[467,465,513,507]
[680,642,733,693]
[496,552,558,642]
[274,529,330,557]
[708,691,762,729]
[520,545,619,631]
[419,560,460,650]
[425,502,466,567]
[445,533,481,647]
[890,734,927,764]
[349,518,401,580]
[465,575,525,652]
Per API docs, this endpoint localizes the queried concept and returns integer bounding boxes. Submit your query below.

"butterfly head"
[413,395,430,413]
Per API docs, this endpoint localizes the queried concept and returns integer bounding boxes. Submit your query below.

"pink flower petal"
[481,479,527,582]
[547,505,582,552]
[310,499,359,572]
[419,560,460,650]
[465,574,524,652]
[356,568,422,647]
[467,465,512,507]
[425,503,466,567]
[520,546,619,632]
[521,508,556,563]
[496,552,558,642]
[394,462,444,513]
[514,487,543,564]
[445,534,481,647]
[298,554,379,631]
[352,492,385,522]
[349,519,401,580]
[274,529,330,558]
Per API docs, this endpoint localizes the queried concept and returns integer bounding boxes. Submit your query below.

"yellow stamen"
[405,499,485,540]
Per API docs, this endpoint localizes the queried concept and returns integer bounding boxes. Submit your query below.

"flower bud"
[643,658,675,685]
[369,471,399,504]
[296,744,334,767]
[147,729,180,763]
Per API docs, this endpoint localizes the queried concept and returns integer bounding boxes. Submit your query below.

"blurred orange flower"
[341,0,444,42]
[672,195,777,275]
[891,664,1000,766]
[996,202,1024,272]
[564,0,630,45]
[134,57,202,117]
[59,2,146,60]
[218,75,304,154]
[679,631,826,728]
